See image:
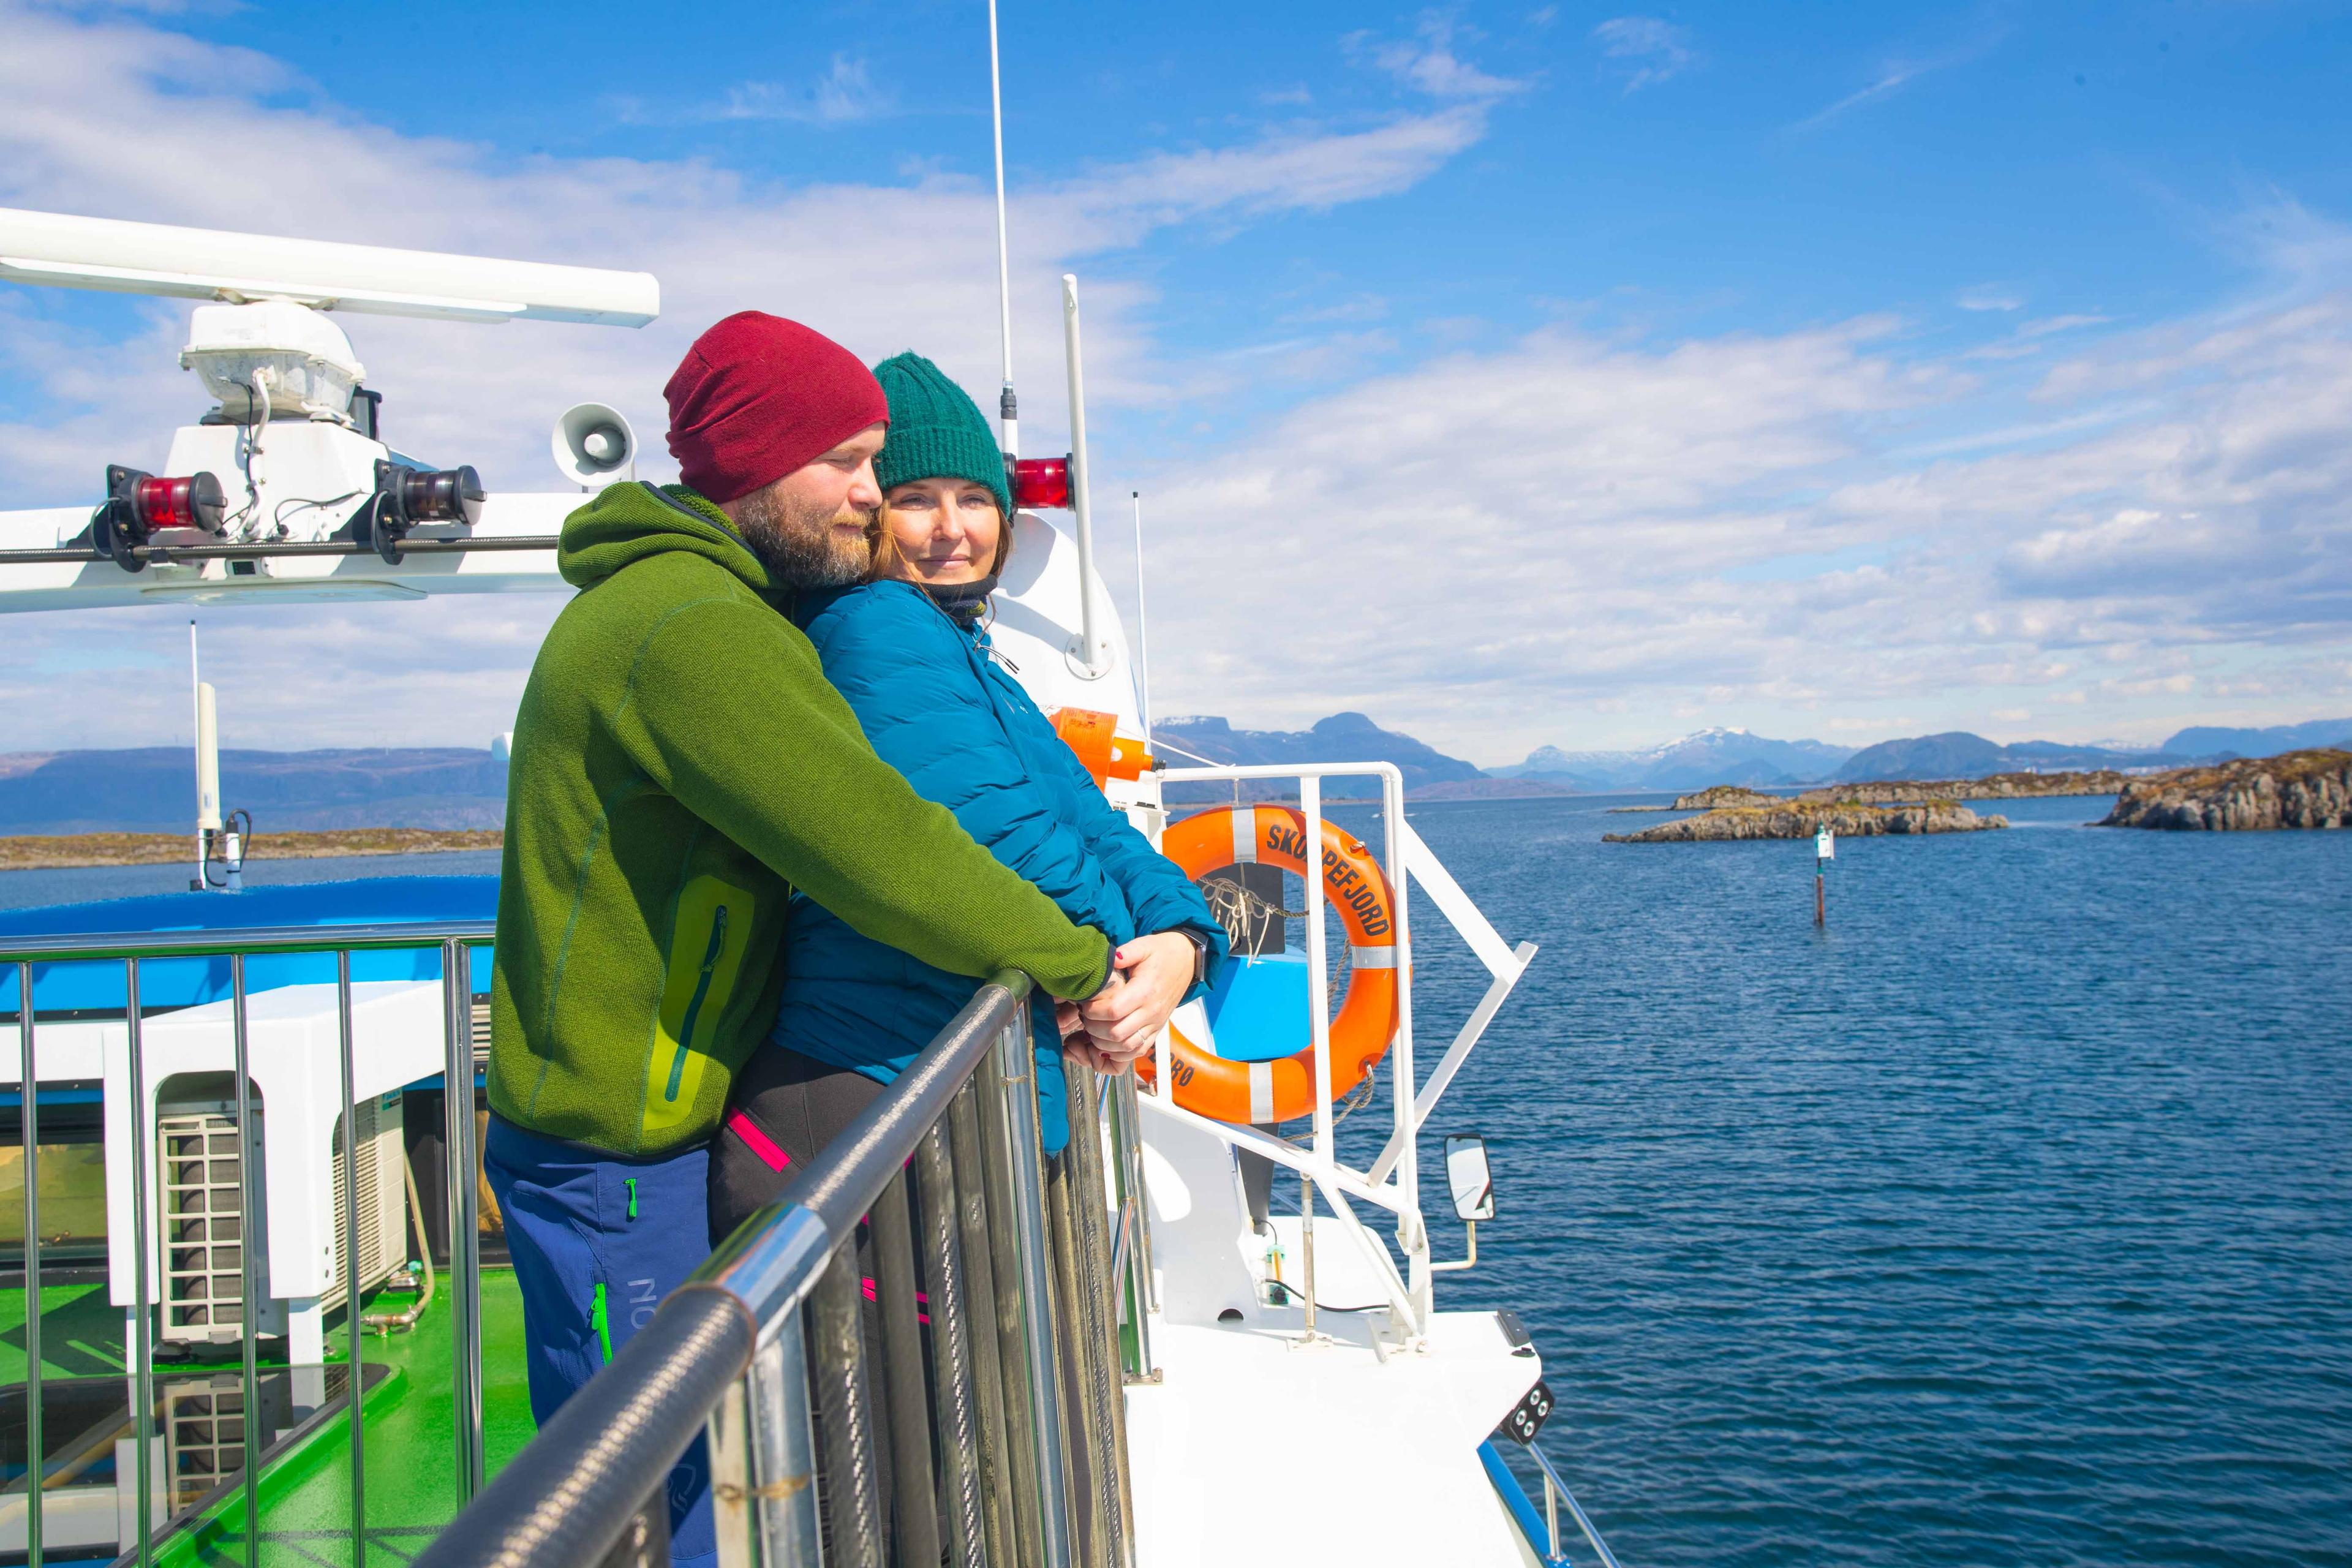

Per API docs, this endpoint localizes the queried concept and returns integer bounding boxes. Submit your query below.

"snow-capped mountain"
[1491,727,1858,791]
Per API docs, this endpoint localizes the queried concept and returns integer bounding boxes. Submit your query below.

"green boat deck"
[5,1270,538,1566]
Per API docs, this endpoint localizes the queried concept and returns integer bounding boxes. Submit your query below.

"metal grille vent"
[162,1373,249,1512]
[159,1111,246,1340]
[331,1096,387,1297]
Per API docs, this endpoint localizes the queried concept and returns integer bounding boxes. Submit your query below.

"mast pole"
[988,0,1019,457]
[1131,491,1153,745]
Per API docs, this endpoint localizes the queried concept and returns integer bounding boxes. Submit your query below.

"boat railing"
[5,918,497,1568]
[413,969,1139,1568]
[1146,763,1539,1336]
[6,922,1140,1568]
[1479,1436,1628,1568]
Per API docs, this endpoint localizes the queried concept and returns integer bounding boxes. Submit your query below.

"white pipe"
[1061,273,1107,678]
[1131,491,1153,744]
[987,0,1019,456]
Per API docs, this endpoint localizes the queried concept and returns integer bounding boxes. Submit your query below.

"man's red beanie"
[663,312,890,504]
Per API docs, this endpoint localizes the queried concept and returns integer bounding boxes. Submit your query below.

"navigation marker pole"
[1814,825,1834,925]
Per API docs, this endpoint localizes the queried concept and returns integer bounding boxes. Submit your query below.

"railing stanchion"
[440,937,484,1502]
[231,955,262,1568]
[748,1313,823,1564]
[916,1121,986,1567]
[872,1167,943,1566]
[126,957,155,1566]
[1062,1057,1133,1564]
[950,1082,1017,1567]
[976,1035,1050,1566]
[1380,764,1425,1330]
[18,960,42,1568]
[1044,1133,1100,1566]
[1300,777,1333,1175]
[809,1243,883,1568]
[1111,1071,1158,1319]
[994,1006,1074,1568]
[338,950,367,1565]
[706,1375,753,1568]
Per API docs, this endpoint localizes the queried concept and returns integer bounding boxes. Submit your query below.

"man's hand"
[1078,931,1196,1059]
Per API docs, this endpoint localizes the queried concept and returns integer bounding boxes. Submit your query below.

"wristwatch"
[1177,927,1212,989]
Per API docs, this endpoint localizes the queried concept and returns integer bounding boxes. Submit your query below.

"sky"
[3,0,2350,767]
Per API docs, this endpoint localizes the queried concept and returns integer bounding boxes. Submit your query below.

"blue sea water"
[4,801,2348,1564]
[1383,794,2352,1568]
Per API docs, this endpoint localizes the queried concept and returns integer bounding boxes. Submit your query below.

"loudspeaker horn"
[552,402,636,489]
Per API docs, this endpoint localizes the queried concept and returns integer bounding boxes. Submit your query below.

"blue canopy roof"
[0,876,498,1015]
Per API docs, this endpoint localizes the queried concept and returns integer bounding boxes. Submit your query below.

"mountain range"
[2,712,2344,835]
[0,747,510,834]
[1151,712,1494,799]
[2158,718,2352,759]
[1491,727,1858,791]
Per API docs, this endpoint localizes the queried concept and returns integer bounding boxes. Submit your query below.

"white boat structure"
[0,121,1624,1568]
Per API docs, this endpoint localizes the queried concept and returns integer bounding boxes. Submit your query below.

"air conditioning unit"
[157,1091,407,1346]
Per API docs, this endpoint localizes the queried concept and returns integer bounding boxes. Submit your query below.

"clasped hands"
[1055,929,1195,1076]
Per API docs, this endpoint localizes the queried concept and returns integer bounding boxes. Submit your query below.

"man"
[484,311,1113,1566]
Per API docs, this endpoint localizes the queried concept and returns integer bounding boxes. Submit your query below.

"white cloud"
[1790,31,2003,134]
[0,0,1501,749]
[1591,17,1694,94]
[1958,285,2024,312]
[1129,276,2352,756]
[644,55,897,126]
[1346,16,1528,101]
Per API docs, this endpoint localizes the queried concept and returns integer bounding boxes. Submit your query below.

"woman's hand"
[1077,931,1197,1062]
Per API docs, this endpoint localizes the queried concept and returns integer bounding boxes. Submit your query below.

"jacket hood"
[558,481,774,595]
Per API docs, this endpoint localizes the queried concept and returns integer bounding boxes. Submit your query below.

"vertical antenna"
[189,620,203,888]
[988,0,1019,457]
[1131,491,1154,745]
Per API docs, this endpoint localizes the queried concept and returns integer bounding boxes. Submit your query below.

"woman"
[709,351,1227,1241]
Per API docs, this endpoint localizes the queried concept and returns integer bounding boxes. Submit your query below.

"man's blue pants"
[484,1115,716,1568]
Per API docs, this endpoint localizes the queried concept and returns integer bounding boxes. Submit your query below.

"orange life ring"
[1139,805,1401,1125]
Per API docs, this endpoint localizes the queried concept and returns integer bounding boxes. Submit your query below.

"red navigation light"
[1010,455,1071,510]
[130,472,226,533]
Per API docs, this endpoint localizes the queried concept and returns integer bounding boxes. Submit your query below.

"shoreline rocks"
[2097,748,2351,831]
[0,827,505,871]
[1801,770,2133,804]
[1604,801,2006,843]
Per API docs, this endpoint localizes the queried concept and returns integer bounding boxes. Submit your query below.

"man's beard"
[733,487,872,589]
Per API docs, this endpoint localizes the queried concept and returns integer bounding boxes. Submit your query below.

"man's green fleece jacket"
[488,480,1112,1157]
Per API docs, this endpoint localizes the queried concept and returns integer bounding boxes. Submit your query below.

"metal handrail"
[698,974,1027,1327]
[1,919,496,965]
[412,968,1134,1568]
[1520,1439,1626,1568]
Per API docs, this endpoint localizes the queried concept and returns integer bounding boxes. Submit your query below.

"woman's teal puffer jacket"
[768,579,1227,1152]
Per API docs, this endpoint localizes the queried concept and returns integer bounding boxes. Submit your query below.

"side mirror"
[1444,1133,1496,1223]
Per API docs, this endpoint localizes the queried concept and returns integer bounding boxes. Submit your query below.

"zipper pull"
[625,1177,639,1221]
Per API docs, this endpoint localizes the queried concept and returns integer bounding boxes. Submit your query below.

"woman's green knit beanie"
[871,352,1012,519]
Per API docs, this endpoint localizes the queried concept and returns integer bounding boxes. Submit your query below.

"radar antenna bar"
[0,208,658,326]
